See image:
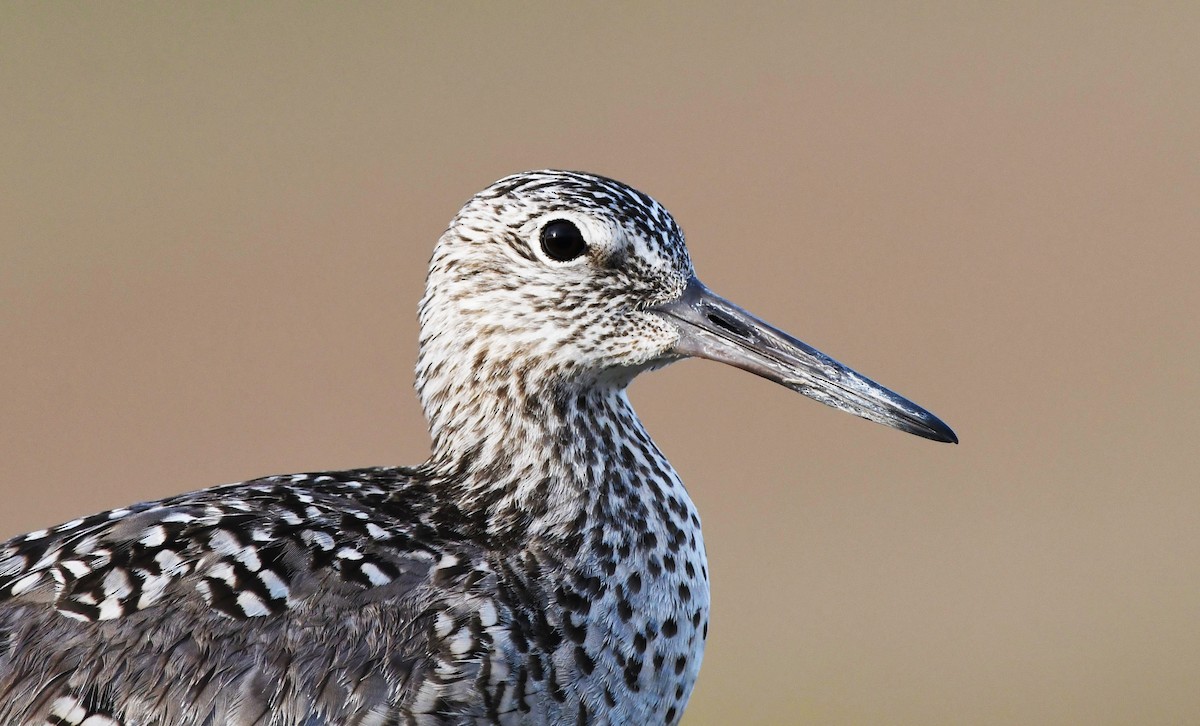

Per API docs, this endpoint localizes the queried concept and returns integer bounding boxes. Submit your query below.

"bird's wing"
[0,467,474,725]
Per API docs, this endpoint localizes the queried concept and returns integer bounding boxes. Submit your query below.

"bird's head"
[420,170,691,391]
[417,170,956,448]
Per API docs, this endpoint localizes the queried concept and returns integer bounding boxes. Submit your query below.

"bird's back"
[0,468,456,724]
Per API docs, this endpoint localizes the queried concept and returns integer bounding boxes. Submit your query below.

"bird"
[0,170,956,725]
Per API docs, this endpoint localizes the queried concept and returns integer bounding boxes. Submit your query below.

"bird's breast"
[470,478,710,725]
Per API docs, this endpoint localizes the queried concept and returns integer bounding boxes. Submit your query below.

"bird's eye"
[540,220,588,262]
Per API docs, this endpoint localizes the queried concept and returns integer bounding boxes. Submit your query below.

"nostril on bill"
[706,310,750,337]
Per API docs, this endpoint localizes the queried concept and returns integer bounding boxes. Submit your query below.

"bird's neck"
[419,374,689,548]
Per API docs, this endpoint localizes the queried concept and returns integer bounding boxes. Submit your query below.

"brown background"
[2,4,1197,724]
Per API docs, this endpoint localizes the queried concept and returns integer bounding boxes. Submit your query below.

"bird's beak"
[652,277,958,444]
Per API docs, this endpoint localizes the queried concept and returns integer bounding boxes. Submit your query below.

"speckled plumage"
[0,170,954,725]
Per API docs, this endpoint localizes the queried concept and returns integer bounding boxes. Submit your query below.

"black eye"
[540,220,588,262]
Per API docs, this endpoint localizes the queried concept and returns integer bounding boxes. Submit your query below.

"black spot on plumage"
[563,509,587,558]
[337,512,372,537]
[510,623,529,653]
[624,658,643,691]
[549,669,567,703]
[574,646,595,675]
[235,567,283,612]
[432,557,470,586]
[568,570,603,600]
[308,539,338,570]
[556,584,589,613]
[9,537,53,570]
[55,598,101,621]
[667,522,686,549]
[200,577,245,619]
[627,572,642,594]
[515,666,531,712]
[563,613,587,644]
[125,546,164,575]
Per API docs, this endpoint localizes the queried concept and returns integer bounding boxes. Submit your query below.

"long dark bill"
[653,277,958,444]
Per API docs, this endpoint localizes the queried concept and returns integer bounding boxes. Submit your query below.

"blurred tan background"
[2,4,1197,724]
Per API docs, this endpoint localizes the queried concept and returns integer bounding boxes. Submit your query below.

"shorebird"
[0,170,955,725]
